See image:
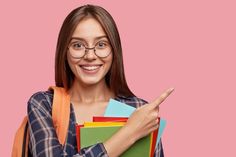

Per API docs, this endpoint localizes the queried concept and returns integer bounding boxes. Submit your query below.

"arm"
[27,92,64,156]
[103,88,173,157]
[27,92,108,157]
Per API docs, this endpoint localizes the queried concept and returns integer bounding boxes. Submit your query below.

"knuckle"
[150,112,159,120]
[154,112,159,118]
[160,94,165,101]
[156,118,160,123]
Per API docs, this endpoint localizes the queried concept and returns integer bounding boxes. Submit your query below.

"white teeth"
[81,65,101,71]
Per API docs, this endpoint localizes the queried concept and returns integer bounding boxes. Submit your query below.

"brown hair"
[55,4,134,97]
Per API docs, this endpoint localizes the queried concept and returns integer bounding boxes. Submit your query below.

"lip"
[79,64,103,75]
[79,64,103,66]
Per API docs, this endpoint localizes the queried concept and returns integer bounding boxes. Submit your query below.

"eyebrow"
[70,35,108,42]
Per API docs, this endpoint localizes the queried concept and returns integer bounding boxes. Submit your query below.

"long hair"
[55,4,134,97]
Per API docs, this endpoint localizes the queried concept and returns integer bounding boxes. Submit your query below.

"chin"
[79,77,104,86]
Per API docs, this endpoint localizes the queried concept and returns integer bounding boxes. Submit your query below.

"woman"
[27,4,173,157]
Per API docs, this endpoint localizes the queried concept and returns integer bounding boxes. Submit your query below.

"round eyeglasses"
[68,40,112,59]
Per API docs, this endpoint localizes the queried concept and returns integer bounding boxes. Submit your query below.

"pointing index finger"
[151,87,174,108]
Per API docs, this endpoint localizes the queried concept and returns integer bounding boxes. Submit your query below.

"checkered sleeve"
[73,144,108,157]
[27,92,108,157]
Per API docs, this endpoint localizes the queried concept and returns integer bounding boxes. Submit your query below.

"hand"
[103,87,174,157]
[125,87,174,142]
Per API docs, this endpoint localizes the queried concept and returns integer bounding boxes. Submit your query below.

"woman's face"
[67,17,113,86]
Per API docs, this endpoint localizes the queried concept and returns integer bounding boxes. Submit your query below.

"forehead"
[72,17,107,41]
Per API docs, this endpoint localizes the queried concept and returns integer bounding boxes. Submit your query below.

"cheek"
[67,55,80,74]
[105,55,113,71]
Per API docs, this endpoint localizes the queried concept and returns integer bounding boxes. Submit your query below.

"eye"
[71,42,84,50]
[96,41,108,49]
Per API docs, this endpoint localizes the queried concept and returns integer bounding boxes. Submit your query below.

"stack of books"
[76,99,166,157]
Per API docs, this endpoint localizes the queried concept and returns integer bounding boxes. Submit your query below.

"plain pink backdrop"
[1,0,235,156]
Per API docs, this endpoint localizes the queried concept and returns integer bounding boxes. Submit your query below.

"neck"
[69,79,115,104]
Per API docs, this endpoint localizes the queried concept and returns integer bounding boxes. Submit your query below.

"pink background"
[1,0,235,156]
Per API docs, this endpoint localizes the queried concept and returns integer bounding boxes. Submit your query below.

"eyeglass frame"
[67,39,112,59]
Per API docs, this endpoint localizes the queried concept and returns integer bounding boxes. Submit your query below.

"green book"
[80,126,151,157]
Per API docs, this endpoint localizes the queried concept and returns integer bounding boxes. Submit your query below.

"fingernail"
[169,87,175,92]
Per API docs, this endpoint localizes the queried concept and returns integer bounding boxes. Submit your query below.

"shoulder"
[115,95,148,108]
[28,90,53,103]
[27,90,54,115]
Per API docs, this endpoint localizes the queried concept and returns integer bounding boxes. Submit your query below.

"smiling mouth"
[79,65,102,71]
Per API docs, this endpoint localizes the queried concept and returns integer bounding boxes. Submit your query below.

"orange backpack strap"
[12,117,29,157]
[49,86,71,145]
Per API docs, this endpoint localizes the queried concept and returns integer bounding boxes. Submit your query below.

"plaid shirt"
[28,90,164,157]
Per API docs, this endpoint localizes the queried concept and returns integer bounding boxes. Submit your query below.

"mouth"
[79,64,103,73]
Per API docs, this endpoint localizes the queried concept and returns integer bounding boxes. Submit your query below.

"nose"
[83,48,97,60]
